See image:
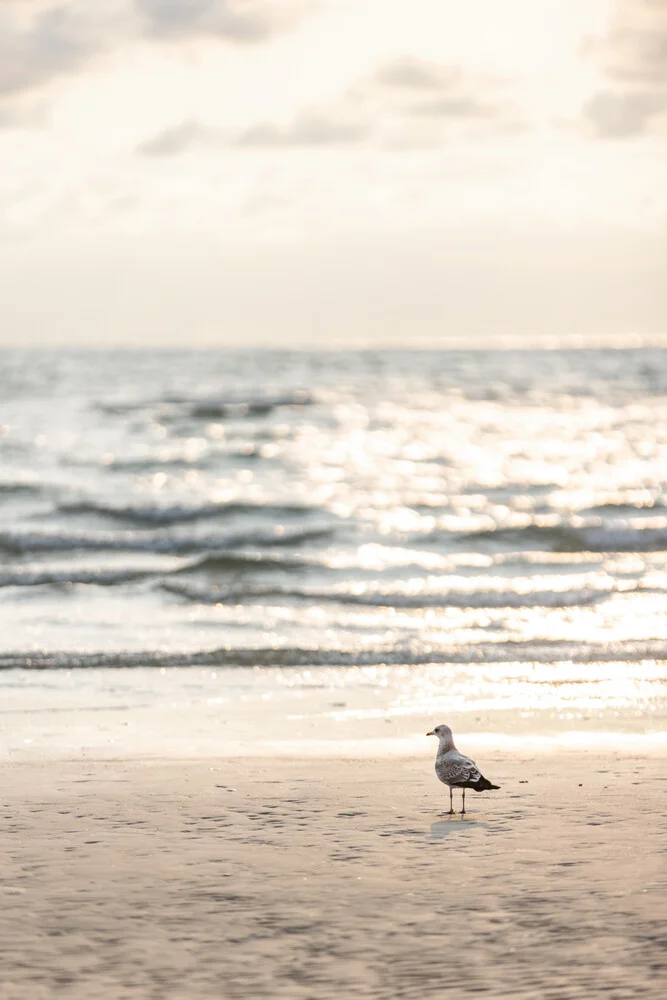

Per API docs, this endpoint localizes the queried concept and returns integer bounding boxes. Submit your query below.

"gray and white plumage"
[426,724,500,815]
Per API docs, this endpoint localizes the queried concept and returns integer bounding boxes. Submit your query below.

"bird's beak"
[426,730,434,736]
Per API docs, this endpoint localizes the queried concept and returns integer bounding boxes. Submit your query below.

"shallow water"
[4,660,667,759]
[1,348,667,736]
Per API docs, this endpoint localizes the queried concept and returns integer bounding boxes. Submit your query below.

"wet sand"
[2,753,666,999]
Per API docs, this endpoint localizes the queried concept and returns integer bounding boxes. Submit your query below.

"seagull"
[426,724,500,815]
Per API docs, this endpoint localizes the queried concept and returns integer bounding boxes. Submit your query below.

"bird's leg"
[461,788,466,816]
[448,787,454,815]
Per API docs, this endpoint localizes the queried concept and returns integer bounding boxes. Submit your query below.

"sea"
[2,347,667,755]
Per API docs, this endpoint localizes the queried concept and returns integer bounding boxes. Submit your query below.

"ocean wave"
[181,551,316,573]
[0,481,44,496]
[187,391,312,420]
[458,523,667,553]
[97,389,313,419]
[579,501,667,516]
[0,550,316,588]
[0,524,334,555]
[3,638,667,670]
[574,525,667,551]
[103,452,263,472]
[161,579,615,609]
[0,566,159,588]
[97,456,210,472]
[58,499,322,526]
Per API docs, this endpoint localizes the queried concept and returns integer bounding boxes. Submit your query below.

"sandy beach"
[2,751,666,999]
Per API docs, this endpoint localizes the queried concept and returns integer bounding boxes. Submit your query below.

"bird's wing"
[438,751,481,785]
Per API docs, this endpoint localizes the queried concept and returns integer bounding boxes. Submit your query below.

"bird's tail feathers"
[474,776,500,791]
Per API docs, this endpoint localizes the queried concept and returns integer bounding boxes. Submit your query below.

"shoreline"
[5,731,667,764]
[2,661,666,763]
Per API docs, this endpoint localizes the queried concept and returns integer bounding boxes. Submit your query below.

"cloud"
[138,108,368,156]
[586,0,667,136]
[0,1,310,105]
[134,0,307,43]
[604,27,667,84]
[236,109,369,147]
[411,96,504,119]
[0,100,49,130]
[584,88,667,136]
[0,5,101,98]
[137,119,215,156]
[0,107,21,130]
[137,56,520,157]
[374,57,461,91]
[372,56,518,127]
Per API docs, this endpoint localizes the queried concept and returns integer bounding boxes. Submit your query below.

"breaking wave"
[58,500,322,526]
[459,522,667,553]
[161,580,617,609]
[0,524,335,555]
[2,638,667,671]
[0,566,160,588]
[97,389,313,419]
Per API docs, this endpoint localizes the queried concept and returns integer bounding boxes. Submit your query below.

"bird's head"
[426,724,454,747]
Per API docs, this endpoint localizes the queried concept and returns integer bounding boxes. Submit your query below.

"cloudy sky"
[0,0,665,347]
